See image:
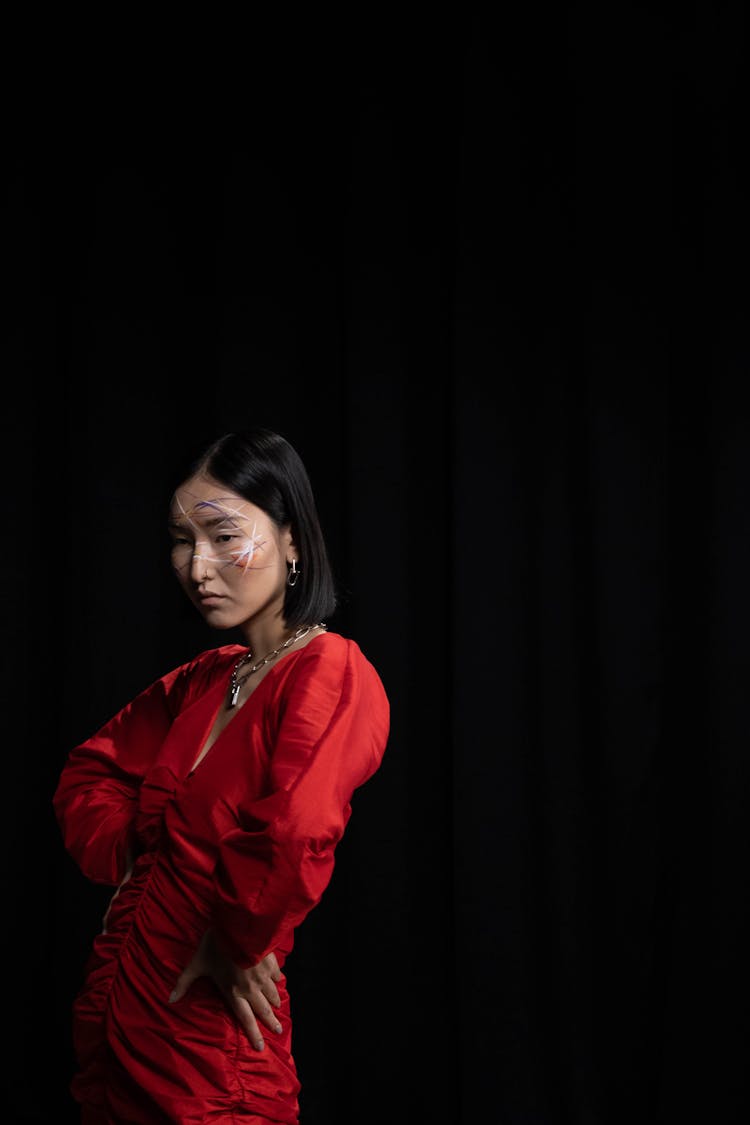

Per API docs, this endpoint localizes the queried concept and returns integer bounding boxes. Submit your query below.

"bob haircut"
[173,427,339,630]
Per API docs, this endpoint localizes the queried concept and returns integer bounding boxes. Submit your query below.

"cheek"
[171,552,192,577]
[226,538,277,574]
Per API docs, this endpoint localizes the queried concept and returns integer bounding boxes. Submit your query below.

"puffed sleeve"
[52,657,198,886]
[210,637,390,968]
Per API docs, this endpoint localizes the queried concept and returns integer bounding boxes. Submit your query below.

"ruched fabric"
[53,632,390,1124]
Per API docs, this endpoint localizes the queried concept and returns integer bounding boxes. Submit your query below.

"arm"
[52,659,193,885]
[211,639,390,968]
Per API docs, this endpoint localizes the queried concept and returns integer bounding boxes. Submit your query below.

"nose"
[190,545,213,585]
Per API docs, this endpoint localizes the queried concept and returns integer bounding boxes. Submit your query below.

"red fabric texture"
[53,632,390,1124]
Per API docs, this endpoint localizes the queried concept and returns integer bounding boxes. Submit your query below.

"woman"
[53,427,391,1124]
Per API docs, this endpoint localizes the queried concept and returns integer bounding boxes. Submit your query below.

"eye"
[170,536,192,547]
[215,534,237,544]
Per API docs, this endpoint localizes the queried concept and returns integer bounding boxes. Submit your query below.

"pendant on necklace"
[229,680,242,707]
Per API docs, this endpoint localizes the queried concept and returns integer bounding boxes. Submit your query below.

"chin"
[194,603,236,628]
[204,618,240,631]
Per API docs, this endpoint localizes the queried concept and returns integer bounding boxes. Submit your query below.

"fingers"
[168,970,194,1004]
[256,991,284,1035]
[169,932,213,1004]
[254,954,282,1005]
[168,943,284,1050]
[230,991,272,1051]
[264,978,282,1010]
[231,984,283,1043]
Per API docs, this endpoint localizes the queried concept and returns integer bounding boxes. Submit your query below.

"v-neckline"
[185,632,329,779]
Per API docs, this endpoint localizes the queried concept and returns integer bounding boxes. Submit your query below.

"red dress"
[53,631,390,1124]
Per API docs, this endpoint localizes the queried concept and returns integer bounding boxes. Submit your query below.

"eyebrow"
[167,516,239,530]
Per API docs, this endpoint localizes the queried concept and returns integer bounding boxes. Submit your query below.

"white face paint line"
[169,495,275,574]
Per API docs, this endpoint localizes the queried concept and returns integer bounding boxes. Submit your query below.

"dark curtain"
[4,8,748,1123]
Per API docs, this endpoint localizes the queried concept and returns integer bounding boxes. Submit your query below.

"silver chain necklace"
[228,622,327,707]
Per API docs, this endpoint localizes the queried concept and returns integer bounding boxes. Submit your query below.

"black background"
[4,6,749,1123]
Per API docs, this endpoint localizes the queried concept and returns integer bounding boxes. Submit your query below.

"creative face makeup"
[168,474,294,630]
[170,496,273,576]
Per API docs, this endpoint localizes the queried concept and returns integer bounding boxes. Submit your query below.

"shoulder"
[290,630,373,675]
[265,631,389,761]
[166,643,245,684]
[280,630,389,711]
[187,643,247,675]
[157,643,246,713]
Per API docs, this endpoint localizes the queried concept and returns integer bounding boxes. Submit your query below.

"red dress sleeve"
[52,654,206,886]
[211,637,390,968]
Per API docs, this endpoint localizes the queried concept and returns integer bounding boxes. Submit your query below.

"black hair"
[174,427,338,630]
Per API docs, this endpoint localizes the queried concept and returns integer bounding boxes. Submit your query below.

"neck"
[240,616,295,662]
[243,622,327,668]
[228,621,326,707]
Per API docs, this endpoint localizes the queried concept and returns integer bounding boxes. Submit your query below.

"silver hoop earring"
[287,559,300,587]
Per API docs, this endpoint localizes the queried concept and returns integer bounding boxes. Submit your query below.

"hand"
[168,928,283,1051]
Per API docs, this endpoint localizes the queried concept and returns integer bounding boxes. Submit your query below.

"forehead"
[169,476,263,526]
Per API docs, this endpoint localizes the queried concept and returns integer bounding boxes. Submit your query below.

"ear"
[280,524,296,559]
